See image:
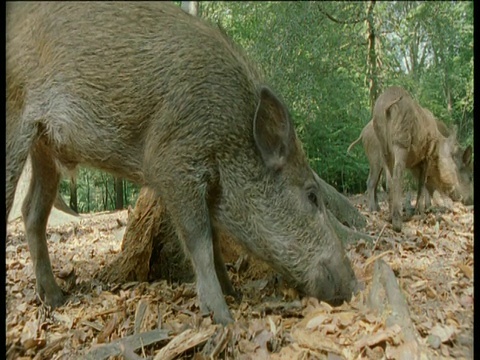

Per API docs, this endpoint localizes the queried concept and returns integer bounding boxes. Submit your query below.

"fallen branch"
[134,300,149,334]
[364,250,394,268]
[33,336,69,360]
[153,326,218,360]
[366,259,428,360]
[200,326,231,359]
[373,224,388,250]
[80,329,171,360]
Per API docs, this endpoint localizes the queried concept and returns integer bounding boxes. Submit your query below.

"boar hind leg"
[22,141,64,308]
[414,162,428,214]
[366,163,382,212]
[391,146,408,232]
[424,185,434,209]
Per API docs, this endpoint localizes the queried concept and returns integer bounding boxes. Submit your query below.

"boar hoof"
[199,297,234,325]
[404,205,415,218]
[37,284,65,309]
[402,212,414,222]
[208,308,234,326]
[227,290,243,304]
[392,218,402,233]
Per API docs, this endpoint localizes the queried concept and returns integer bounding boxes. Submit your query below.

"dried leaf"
[430,324,457,343]
[457,264,473,280]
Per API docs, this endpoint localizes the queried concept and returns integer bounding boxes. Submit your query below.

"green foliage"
[60,169,140,214]
[60,1,473,212]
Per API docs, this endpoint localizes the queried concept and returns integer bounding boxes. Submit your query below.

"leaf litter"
[6,192,473,359]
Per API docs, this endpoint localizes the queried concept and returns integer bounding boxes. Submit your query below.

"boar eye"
[308,191,318,207]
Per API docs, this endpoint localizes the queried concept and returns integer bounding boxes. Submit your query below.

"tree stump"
[97,187,193,284]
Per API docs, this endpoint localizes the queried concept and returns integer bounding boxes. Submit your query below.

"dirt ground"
[5,192,473,359]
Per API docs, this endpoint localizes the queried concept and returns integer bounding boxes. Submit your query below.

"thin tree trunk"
[366,0,378,113]
[69,177,78,213]
[115,177,124,210]
[181,1,199,16]
[86,172,90,213]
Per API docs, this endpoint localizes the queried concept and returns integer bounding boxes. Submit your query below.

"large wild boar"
[372,86,473,232]
[6,2,358,325]
[347,118,455,212]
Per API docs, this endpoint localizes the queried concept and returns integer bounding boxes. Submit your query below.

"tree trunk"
[86,172,90,213]
[181,1,199,16]
[69,177,78,213]
[114,177,124,210]
[97,187,194,284]
[366,0,379,113]
[99,175,369,285]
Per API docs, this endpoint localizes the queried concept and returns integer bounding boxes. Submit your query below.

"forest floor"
[5,191,473,360]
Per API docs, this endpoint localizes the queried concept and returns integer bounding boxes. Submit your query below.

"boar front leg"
[164,180,234,325]
[22,142,65,308]
[414,162,428,214]
[366,161,382,212]
[391,146,408,232]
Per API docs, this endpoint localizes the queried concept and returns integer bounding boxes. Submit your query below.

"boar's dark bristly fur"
[6,2,358,325]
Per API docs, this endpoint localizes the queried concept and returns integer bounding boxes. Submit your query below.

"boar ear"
[463,145,472,166]
[253,86,294,171]
[446,126,458,148]
[450,125,458,139]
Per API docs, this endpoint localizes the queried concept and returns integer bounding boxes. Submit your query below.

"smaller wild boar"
[372,86,473,232]
[347,118,455,212]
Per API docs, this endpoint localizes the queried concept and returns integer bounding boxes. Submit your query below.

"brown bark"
[97,187,167,283]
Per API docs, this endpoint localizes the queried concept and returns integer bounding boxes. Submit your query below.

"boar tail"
[347,135,362,154]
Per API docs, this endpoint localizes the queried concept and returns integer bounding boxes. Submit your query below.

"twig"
[364,250,394,268]
[33,336,69,360]
[134,299,149,334]
[373,223,388,250]
[208,327,231,360]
